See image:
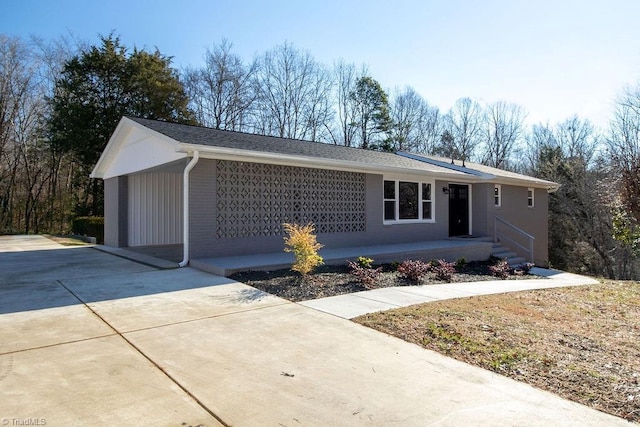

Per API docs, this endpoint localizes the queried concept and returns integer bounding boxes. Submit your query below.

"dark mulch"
[229,261,536,302]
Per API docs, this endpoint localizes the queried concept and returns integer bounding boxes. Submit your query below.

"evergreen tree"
[48,34,194,216]
[350,76,391,150]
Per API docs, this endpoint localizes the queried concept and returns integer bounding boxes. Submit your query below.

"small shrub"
[72,216,104,243]
[513,262,535,276]
[357,256,374,268]
[521,262,535,273]
[489,258,511,279]
[348,260,382,289]
[432,259,456,282]
[283,222,324,276]
[455,257,467,270]
[397,259,431,283]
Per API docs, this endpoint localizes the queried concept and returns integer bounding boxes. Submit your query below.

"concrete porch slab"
[192,239,493,276]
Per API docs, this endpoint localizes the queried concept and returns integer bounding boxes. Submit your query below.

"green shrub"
[455,257,467,269]
[72,216,104,243]
[397,259,431,283]
[283,222,324,276]
[357,256,374,268]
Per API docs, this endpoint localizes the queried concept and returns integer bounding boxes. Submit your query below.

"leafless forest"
[2,34,640,279]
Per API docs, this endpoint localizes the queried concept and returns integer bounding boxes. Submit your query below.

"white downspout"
[178,151,199,267]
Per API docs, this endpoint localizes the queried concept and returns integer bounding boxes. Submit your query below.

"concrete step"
[490,244,527,268]
[507,257,527,267]
[493,250,517,259]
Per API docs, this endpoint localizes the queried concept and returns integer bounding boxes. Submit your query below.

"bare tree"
[481,101,527,169]
[556,116,599,164]
[445,97,484,164]
[0,35,39,231]
[183,39,257,131]
[328,60,364,146]
[252,42,333,140]
[608,83,640,223]
[0,35,77,233]
[414,103,443,155]
[388,86,444,153]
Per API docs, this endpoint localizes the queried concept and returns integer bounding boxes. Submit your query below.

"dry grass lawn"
[354,280,640,422]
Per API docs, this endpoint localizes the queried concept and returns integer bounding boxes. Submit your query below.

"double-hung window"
[527,188,535,207]
[494,184,502,207]
[384,179,434,222]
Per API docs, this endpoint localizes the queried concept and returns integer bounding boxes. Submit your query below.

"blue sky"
[3,0,640,129]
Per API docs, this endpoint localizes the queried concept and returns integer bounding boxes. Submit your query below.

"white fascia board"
[493,176,561,192]
[91,118,186,179]
[91,117,131,179]
[176,143,478,182]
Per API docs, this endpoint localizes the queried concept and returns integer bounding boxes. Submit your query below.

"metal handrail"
[494,216,535,263]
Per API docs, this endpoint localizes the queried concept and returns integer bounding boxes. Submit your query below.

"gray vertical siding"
[104,176,128,247]
[127,171,183,246]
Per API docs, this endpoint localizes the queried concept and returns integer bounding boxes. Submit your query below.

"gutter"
[175,143,471,181]
[178,150,200,267]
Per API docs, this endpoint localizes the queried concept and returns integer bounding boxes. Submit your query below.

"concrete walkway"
[300,267,600,319]
[0,235,626,426]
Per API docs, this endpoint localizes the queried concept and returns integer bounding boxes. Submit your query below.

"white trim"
[91,117,187,179]
[494,184,502,208]
[177,143,473,182]
[527,187,535,208]
[382,177,436,225]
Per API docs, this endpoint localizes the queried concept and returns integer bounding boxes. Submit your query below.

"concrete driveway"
[0,235,628,426]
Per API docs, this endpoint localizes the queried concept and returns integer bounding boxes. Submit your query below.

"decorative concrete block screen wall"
[215,160,366,238]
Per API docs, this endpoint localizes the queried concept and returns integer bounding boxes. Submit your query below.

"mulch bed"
[229,261,535,302]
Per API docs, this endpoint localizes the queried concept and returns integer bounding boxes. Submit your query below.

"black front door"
[449,184,469,236]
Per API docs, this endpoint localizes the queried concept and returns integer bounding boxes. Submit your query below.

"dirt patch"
[354,280,640,422]
[230,261,536,302]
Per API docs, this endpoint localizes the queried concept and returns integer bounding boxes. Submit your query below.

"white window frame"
[527,187,535,208]
[494,184,502,207]
[383,178,435,224]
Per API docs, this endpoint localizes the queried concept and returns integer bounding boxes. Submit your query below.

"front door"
[449,184,469,236]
